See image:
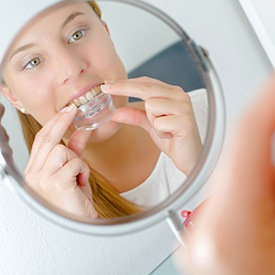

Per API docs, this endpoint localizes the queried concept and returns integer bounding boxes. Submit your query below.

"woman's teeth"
[71,85,102,108]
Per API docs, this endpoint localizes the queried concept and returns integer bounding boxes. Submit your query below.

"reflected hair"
[16,1,143,219]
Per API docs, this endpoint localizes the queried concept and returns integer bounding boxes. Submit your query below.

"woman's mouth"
[70,84,115,130]
[70,85,102,108]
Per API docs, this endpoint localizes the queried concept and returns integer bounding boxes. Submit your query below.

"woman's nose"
[55,48,87,85]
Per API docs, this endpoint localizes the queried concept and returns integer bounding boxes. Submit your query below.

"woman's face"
[2,2,128,131]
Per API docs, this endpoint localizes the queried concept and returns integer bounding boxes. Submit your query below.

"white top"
[121,88,208,207]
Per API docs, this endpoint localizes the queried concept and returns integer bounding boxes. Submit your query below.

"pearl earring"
[20,107,26,114]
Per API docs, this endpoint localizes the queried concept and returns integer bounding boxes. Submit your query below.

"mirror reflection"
[0,0,209,220]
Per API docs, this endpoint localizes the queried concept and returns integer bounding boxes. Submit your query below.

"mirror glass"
[0,0,222,231]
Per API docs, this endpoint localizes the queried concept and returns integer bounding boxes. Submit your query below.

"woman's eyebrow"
[10,43,37,61]
[61,12,85,29]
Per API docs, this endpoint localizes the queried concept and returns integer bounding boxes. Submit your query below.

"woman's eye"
[69,30,84,43]
[24,57,42,69]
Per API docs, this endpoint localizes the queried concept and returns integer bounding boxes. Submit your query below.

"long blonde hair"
[16,1,143,219]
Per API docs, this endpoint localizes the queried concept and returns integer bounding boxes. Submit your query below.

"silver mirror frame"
[0,0,226,237]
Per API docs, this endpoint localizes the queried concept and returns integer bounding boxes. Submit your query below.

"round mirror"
[0,0,225,237]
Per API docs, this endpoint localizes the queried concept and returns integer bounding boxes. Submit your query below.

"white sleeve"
[189,88,209,143]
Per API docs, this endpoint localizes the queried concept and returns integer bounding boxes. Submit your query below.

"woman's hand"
[0,103,13,160]
[176,76,275,275]
[101,77,203,175]
[25,104,97,220]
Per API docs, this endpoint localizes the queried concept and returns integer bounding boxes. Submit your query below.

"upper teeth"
[71,85,102,108]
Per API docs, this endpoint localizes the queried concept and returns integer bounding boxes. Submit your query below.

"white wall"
[0,0,272,274]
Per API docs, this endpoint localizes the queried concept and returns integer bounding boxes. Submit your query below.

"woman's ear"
[0,85,28,113]
[102,20,115,47]
[102,20,110,35]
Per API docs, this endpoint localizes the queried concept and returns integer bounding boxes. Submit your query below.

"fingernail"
[101,84,112,91]
[101,80,115,91]
[105,80,115,85]
[60,104,76,113]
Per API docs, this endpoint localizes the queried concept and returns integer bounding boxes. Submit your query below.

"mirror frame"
[0,0,226,237]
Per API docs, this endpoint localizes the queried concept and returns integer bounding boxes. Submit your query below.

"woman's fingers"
[153,115,191,136]
[111,106,172,138]
[28,106,74,158]
[111,107,151,131]
[101,77,184,101]
[52,157,90,189]
[112,97,194,138]
[25,105,77,174]
[126,76,173,87]
[67,129,92,158]
[145,97,191,116]
[22,104,96,219]
[26,144,90,189]
[102,77,192,134]
[41,144,76,176]
[104,77,202,174]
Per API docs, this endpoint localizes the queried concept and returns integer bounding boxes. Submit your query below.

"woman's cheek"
[33,108,57,127]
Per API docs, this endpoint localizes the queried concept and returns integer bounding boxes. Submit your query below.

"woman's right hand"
[25,104,98,220]
[176,76,275,275]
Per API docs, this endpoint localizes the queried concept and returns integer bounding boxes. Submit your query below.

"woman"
[1,1,207,219]
[176,76,275,275]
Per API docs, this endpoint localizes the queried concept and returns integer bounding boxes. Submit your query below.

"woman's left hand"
[101,77,202,175]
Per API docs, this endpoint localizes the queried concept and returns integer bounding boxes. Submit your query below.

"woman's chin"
[63,116,122,144]
[86,119,122,143]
